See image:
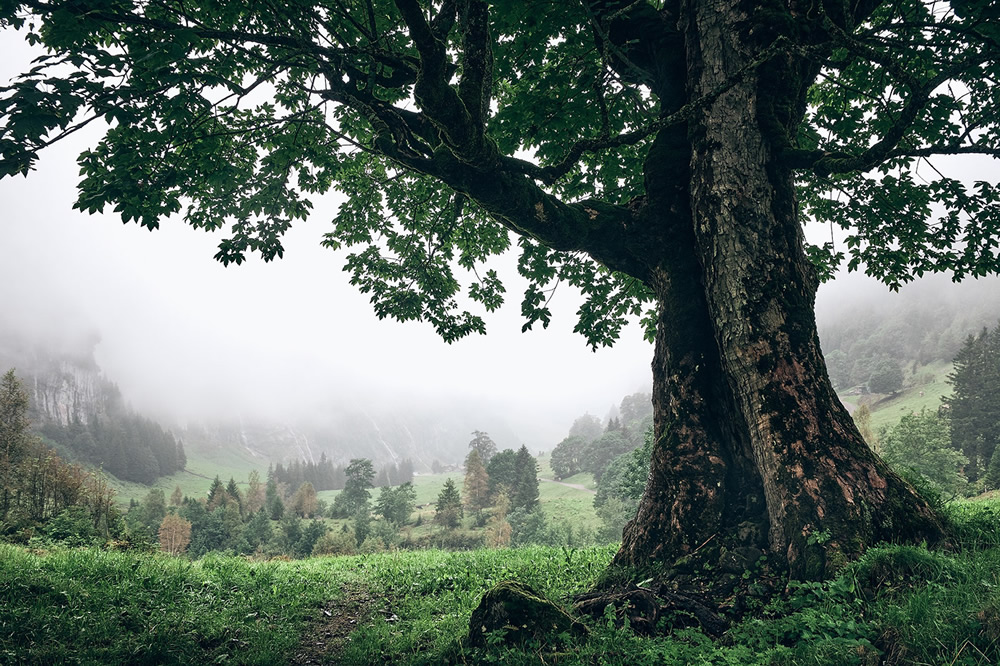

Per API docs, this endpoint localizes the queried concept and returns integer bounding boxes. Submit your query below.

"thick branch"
[393,0,492,165]
[506,36,798,184]
[457,0,493,129]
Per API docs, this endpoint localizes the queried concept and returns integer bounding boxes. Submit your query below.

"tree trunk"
[613,0,946,584]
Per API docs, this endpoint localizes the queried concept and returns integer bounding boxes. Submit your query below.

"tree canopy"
[3,0,995,347]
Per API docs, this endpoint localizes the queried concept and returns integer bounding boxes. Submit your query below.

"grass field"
[843,359,954,433]
[7,496,1000,665]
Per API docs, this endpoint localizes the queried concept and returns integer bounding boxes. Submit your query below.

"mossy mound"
[467,580,587,648]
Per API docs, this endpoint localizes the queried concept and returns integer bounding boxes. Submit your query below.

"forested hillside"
[817,276,1000,391]
[0,332,185,484]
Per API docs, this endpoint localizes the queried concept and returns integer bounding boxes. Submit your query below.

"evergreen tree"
[434,479,463,529]
[947,325,1000,481]
[225,477,244,515]
[169,485,183,507]
[242,508,273,554]
[984,446,1000,492]
[512,446,539,512]
[265,478,284,520]
[295,520,328,558]
[206,476,226,511]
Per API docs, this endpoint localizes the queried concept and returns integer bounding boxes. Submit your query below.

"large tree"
[3,0,999,588]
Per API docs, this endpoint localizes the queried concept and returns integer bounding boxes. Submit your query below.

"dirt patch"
[539,478,596,494]
[290,585,376,665]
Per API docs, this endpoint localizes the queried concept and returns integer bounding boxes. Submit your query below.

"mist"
[0,121,653,452]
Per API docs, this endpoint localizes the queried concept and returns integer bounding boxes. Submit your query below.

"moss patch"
[467,580,587,648]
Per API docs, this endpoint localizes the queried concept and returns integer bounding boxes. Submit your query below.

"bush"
[312,530,356,556]
[44,506,100,547]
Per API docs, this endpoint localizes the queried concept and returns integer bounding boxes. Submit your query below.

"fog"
[0,123,654,446]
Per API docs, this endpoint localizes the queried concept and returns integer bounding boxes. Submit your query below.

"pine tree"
[226,477,244,515]
[512,446,539,512]
[984,446,1000,492]
[434,479,463,529]
[265,478,284,520]
[169,485,183,507]
[947,325,1000,481]
[206,476,226,511]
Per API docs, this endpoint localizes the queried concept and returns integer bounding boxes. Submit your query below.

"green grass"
[538,480,600,532]
[8,520,1000,665]
[9,493,1000,666]
[0,544,340,664]
[843,360,954,433]
[110,446,270,506]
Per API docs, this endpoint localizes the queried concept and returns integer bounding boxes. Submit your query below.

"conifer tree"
[434,479,463,529]
[512,446,540,512]
[947,325,1000,481]
[265,478,284,520]
[206,476,226,511]
[226,477,244,515]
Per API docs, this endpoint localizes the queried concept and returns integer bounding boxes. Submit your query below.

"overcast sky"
[1,30,996,441]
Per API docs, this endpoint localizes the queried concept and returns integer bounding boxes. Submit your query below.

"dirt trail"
[290,585,375,665]
[539,478,596,494]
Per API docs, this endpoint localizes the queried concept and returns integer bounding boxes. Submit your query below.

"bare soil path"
[540,478,596,494]
[290,585,375,665]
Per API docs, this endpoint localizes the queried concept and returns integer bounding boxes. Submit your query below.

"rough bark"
[611,0,946,586]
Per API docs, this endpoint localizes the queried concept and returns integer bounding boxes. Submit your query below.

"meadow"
[5,496,1000,665]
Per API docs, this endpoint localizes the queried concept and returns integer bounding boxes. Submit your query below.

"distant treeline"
[269,455,414,491]
[38,414,186,485]
[819,278,1000,390]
